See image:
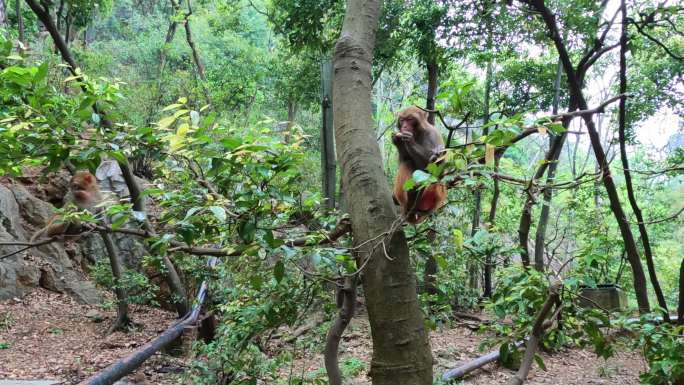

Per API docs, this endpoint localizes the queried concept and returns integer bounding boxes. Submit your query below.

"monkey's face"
[398,114,419,135]
[69,171,98,207]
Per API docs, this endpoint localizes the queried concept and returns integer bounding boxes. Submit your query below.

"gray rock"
[0,182,101,304]
[0,381,61,385]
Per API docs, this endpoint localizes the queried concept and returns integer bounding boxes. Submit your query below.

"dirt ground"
[0,289,645,385]
[0,290,185,384]
[275,310,645,385]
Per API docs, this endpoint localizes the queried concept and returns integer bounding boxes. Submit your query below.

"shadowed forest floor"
[0,290,643,384]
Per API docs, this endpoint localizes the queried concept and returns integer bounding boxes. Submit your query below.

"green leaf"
[250,276,263,290]
[34,62,48,83]
[108,152,127,165]
[190,110,200,125]
[453,229,463,251]
[548,123,565,135]
[264,230,284,248]
[161,103,184,112]
[157,115,176,129]
[402,178,415,191]
[274,260,285,283]
[208,206,227,222]
[184,207,202,220]
[239,220,256,243]
[110,215,127,230]
[412,169,431,184]
[435,254,448,270]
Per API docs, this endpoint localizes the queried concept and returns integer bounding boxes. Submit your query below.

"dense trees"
[0,0,683,384]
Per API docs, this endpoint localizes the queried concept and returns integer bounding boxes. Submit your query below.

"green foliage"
[622,316,684,385]
[91,258,159,306]
[340,357,366,377]
[483,267,614,369]
[2,2,684,383]
[269,0,343,52]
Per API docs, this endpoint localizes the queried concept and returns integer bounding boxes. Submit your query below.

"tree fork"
[332,0,434,383]
[520,0,650,312]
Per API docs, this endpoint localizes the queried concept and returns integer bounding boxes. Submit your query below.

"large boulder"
[0,182,101,304]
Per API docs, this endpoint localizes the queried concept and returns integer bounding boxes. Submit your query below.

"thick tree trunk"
[617,0,669,320]
[64,9,72,47]
[56,0,64,32]
[320,58,336,209]
[332,0,433,383]
[524,0,650,312]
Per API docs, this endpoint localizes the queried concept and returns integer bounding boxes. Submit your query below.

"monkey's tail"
[29,226,48,243]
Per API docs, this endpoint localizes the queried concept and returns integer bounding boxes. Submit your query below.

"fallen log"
[77,258,217,385]
[441,340,524,381]
[441,310,676,382]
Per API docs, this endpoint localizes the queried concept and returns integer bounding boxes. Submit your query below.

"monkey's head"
[397,106,429,136]
[70,170,99,207]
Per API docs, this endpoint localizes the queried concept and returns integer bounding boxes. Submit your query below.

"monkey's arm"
[402,138,442,169]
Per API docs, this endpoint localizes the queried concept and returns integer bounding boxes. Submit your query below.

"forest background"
[0,0,683,384]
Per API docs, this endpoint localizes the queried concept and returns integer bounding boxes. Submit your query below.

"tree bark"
[518,127,569,269]
[505,283,560,385]
[182,2,205,80]
[320,58,336,209]
[24,0,190,317]
[522,0,650,312]
[325,277,357,385]
[64,8,72,47]
[146,1,178,125]
[119,161,189,317]
[426,59,438,125]
[678,258,684,325]
[101,231,131,333]
[56,0,64,32]
[16,0,25,48]
[617,0,669,320]
[422,229,438,298]
[181,0,210,102]
[484,155,500,297]
[332,0,433,383]
[0,0,7,28]
[533,59,563,270]
[424,58,439,296]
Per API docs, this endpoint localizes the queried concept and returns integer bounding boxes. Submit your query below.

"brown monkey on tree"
[392,106,446,224]
[31,170,105,241]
